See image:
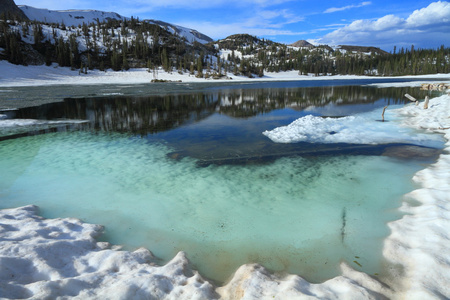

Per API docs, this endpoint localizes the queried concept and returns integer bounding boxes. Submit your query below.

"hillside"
[337,45,388,56]
[18,5,124,27]
[0,0,27,20]
[18,5,212,45]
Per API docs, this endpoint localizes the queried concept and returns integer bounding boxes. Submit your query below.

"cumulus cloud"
[318,1,450,50]
[324,1,371,14]
[406,1,450,28]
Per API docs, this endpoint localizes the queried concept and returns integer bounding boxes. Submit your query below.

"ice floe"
[0,119,87,128]
[262,107,444,148]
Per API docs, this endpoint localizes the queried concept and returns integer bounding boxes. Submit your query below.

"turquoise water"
[0,82,443,284]
[0,129,426,283]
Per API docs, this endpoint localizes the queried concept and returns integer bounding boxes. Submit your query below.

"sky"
[16,0,450,51]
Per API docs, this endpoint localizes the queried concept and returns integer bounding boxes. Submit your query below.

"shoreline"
[1,60,450,88]
[0,61,449,298]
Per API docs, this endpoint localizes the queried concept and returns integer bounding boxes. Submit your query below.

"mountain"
[0,0,28,20]
[213,34,275,50]
[290,40,314,48]
[18,5,123,27]
[18,5,212,44]
[146,20,212,44]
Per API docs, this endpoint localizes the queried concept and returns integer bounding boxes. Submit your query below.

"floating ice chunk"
[263,111,443,147]
[0,119,88,128]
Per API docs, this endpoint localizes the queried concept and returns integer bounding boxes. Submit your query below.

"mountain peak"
[290,40,314,48]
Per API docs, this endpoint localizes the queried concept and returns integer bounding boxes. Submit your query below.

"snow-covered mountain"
[18,5,124,27]
[146,20,212,45]
[18,5,213,44]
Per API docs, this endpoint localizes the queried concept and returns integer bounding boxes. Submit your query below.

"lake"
[0,80,444,284]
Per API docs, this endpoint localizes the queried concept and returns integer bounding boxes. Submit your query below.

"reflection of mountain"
[216,85,426,118]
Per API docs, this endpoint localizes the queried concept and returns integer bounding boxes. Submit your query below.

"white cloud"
[318,1,450,50]
[406,1,450,28]
[324,1,371,14]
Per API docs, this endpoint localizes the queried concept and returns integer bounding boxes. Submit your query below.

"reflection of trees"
[78,94,218,135]
[216,86,432,118]
[18,94,218,135]
[16,85,433,133]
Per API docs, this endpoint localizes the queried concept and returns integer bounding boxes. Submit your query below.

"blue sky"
[17,0,450,51]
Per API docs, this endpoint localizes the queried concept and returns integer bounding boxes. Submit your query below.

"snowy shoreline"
[0,62,449,299]
[1,60,450,88]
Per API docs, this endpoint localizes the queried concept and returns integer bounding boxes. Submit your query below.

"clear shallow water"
[0,131,425,283]
[0,82,444,284]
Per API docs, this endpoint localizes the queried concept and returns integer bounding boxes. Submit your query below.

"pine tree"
[196,56,203,78]
[122,52,129,70]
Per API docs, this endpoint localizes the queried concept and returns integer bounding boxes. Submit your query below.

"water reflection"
[8,85,439,164]
[216,85,421,117]
[14,85,429,132]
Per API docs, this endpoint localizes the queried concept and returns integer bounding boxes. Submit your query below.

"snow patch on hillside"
[19,5,124,27]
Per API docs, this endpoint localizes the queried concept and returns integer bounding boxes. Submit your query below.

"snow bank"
[0,205,216,299]
[382,94,450,299]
